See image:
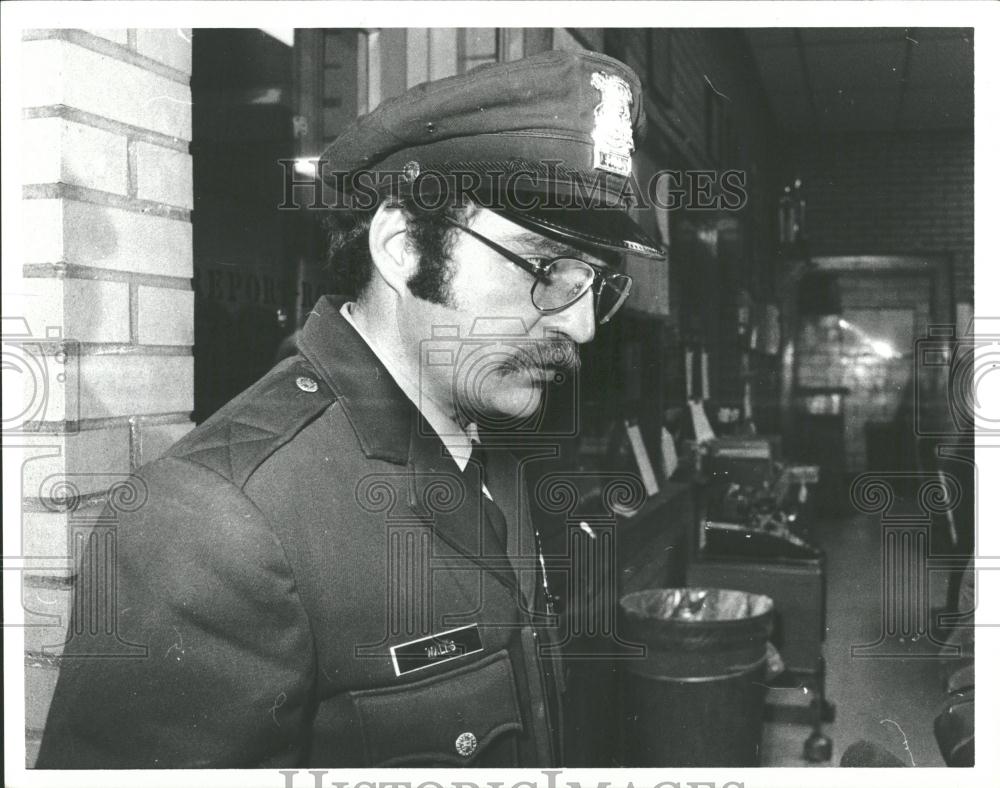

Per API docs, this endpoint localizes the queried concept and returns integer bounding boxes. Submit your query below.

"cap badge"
[402,160,421,182]
[590,71,635,177]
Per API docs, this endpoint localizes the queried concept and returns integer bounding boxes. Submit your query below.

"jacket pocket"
[348,649,523,766]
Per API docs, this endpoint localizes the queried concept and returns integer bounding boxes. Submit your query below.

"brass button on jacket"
[295,375,319,392]
[455,732,478,757]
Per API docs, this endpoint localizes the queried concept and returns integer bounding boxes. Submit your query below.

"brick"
[26,625,70,660]
[22,511,74,565]
[7,329,79,425]
[23,585,73,658]
[22,510,112,585]
[21,427,131,499]
[27,738,42,769]
[61,279,131,341]
[137,286,194,345]
[135,28,193,75]
[24,586,73,657]
[78,354,193,418]
[137,420,194,465]
[79,28,129,46]
[24,198,193,278]
[18,278,64,340]
[23,39,191,140]
[22,117,128,194]
[62,199,192,277]
[24,278,130,344]
[133,142,193,209]
[790,132,971,291]
[20,199,64,264]
[21,39,62,108]
[20,117,61,185]
[26,507,147,588]
[25,663,60,732]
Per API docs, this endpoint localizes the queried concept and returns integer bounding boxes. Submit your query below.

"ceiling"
[744,27,973,134]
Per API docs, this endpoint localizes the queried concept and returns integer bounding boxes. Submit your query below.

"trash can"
[619,587,774,766]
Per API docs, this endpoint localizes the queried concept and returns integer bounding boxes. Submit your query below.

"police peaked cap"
[320,49,666,260]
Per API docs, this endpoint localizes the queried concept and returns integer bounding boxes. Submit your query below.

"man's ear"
[368,202,417,297]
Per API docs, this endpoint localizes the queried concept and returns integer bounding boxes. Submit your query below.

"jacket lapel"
[405,416,519,594]
[297,296,411,465]
[298,296,521,602]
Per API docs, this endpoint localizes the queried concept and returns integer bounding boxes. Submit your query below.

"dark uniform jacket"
[37,295,564,768]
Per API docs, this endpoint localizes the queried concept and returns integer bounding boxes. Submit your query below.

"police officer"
[37,48,664,769]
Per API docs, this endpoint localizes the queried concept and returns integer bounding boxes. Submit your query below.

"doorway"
[840,307,916,472]
[190,29,298,421]
[793,256,946,477]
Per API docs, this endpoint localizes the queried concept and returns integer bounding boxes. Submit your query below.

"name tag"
[390,624,483,677]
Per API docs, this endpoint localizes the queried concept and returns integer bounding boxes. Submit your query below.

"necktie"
[468,444,557,615]
[469,443,508,552]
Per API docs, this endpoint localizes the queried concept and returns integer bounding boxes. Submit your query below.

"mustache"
[502,339,580,374]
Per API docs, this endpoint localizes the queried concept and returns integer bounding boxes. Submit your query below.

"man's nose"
[549,292,597,344]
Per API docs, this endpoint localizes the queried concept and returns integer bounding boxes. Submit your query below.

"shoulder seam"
[168,357,339,489]
[240,397,343,491]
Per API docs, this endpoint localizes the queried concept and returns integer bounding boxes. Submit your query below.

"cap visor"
[492,203,666,260]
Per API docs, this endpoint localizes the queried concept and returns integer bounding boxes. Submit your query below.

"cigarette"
[580,521,596,539]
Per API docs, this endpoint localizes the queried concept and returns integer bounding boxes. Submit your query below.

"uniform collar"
[296,295,415,465]
[297,296,517,586]
[338,301,475,472]
[297,295,479,471]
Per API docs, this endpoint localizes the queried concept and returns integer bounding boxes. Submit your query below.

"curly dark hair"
[325,194,468,306]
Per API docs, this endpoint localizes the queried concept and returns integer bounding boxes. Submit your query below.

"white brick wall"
[79,29,129,46]
[26,665,60,731]
[62,279,131,342]
[13,337,79,425]
[21,511,75,566]
[137,286,194,345]
[21,199,64,264]
[62,200,192,277]
[78,355,193,418]
[135,28,193,74]
[20,27,195,767]
[22,117,128,194]
[20,38,63,108]
[23,39,191,139]
[21,427,132,499]
[25,198,193,278]
[25,278,130,344]
[134,141,194,209]
[23,585,73,656]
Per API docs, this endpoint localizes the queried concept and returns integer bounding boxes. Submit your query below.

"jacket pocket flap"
[350,650,523,766]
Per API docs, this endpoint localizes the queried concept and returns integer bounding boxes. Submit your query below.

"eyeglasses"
[441,216,633,325]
